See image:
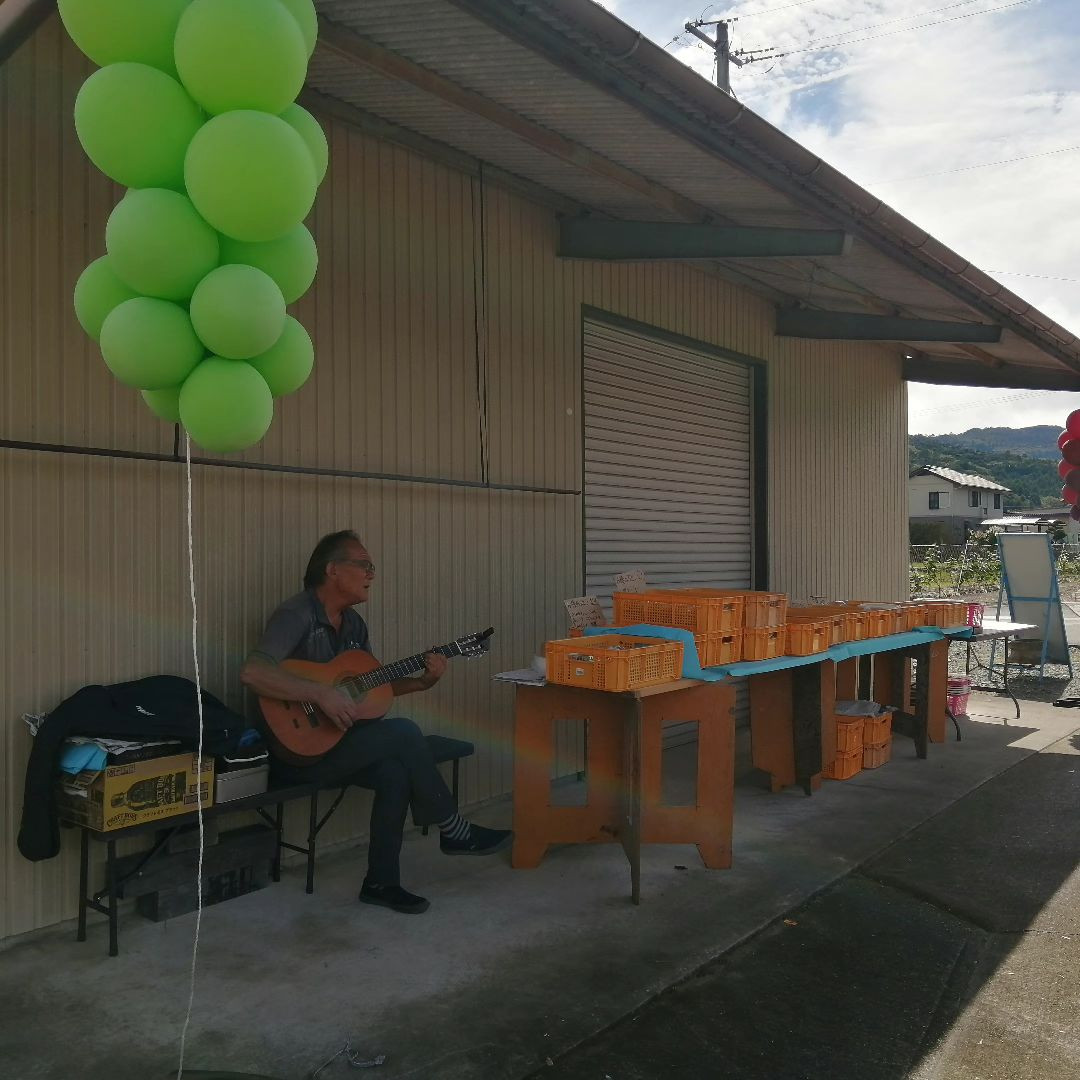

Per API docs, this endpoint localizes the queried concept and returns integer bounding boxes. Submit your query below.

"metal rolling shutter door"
[583,318,755,744]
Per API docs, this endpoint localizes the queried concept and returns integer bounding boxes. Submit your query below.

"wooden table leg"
[77,828,89,943]
[619,699,643,905]
[750,669,796,792]
[512,686,555,869]
[924,640,949,744]
[792,663,829,795]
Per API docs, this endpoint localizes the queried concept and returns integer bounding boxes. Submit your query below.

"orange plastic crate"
[545,635,683,692]
[823,747,862,781]
[612,591,744,634]
[863,610,899,638]
[862,738,892,769]
[835,715,865,754]
[896,604,925,631]
[785,620,831,656]
[788,607,849,644]
[695,630,742,667]
[843,611,869,641]
[920,601,968,627]
[862,711,893,744]
[742,626,786,661]
[721,591,788,627]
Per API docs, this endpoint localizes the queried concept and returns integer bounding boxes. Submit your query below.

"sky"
[597,0,1080,437]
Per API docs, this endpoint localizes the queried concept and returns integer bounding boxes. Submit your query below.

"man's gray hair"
[303,530,362,590]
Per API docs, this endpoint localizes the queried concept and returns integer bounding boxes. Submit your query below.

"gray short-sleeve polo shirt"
[252,589,371,664]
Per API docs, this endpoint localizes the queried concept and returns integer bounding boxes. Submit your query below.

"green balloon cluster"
[61,0,323,454]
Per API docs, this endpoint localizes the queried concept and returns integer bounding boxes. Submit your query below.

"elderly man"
[241,530,511,914]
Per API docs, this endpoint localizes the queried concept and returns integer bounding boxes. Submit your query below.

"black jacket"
[18,675,246,862]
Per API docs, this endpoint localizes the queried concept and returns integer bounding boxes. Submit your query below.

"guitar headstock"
[449,627,495,659]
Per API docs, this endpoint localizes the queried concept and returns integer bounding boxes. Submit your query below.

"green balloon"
[247,316,313,397]
[74,256,140,341]
[106,189,220,300]
[180,357,273,453]
[100,298,204,390]
[58,0,191,77]
[175,0,307,115]
[218,225,318,305]
[185,112,316,242]
[141,385,184,423]
[75,63,204,191]
[276,0,317,57]
[190,264,286,359]
[279,104,327,186]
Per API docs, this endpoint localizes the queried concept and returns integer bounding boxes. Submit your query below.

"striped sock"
[437,812,471,841]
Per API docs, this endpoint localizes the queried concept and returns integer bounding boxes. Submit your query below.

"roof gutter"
[450,0,1080,375]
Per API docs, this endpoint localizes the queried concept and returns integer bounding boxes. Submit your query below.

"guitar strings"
[177,432,206,1080]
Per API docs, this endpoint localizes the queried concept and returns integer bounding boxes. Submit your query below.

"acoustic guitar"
[258,627,494,765]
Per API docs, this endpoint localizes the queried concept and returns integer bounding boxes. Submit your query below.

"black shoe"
[440,824,513,857]
[359,881,430,914]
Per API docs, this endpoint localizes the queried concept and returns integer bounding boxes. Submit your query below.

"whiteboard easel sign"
[564,596,606,630]
[614,570,647,594]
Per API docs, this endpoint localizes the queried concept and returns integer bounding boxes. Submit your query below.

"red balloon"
[1067,468,1080,490]
[1063,440,1080,467]
[1064,485,1078,505]
[1060,430,1073,450]
[1071,504,1080,522]
[1060,460,1074,480]
[1068,411,1080,438]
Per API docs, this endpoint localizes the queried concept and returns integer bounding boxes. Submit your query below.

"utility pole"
[684,18,746,95]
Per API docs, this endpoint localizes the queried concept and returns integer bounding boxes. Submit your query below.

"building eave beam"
[903,355,1080,391]
[777,309,1002,343]
[559,219,852,260]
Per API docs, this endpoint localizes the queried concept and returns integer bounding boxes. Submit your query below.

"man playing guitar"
[241,530,511,914]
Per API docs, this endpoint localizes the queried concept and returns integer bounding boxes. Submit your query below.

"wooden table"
[511,678,735,903]
[749,635,954,794]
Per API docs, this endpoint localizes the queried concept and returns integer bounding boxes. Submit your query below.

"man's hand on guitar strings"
[316,686,367,731]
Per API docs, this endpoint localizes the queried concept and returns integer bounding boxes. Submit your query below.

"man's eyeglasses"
[337,558,376,574]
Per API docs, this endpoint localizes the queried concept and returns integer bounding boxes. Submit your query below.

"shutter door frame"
[581,309,767,744]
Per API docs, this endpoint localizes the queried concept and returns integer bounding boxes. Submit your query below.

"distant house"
[908,466,1009,542]
[987,508,1079,541]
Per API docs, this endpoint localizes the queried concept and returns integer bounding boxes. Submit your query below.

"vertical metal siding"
[1,16,907,941]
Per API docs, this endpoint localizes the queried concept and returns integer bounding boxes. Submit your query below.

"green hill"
[909,436,1061,508]
[915,425,1061,460]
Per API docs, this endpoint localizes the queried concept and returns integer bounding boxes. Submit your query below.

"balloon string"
[177,433,205,1080]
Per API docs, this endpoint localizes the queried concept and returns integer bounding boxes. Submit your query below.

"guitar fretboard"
[347,644,456,693]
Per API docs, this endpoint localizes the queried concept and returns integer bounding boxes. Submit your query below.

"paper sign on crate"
[563,595,606,630]
[613,569,647,594]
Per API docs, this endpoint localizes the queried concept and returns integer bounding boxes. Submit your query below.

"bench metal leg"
[306,793,318,895]
[106,839,118,958]
[77,828,89,943]
[272,802,283,882]
[422,757,463,837]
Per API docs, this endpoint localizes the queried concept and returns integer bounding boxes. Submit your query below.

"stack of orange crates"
[824,714,864,780]
[612,589,788,663]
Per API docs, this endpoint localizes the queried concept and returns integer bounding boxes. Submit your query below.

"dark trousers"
[272,716,457,886]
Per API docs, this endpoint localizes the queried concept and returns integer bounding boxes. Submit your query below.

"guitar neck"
[349,644,454,692]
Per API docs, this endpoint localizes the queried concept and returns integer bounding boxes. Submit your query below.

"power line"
[910,388,1061,418]
[986,270,1080,285]
[870,143,1080,185]
[726,0,829,17]
[741,0,986,54]
[740,0,1032,61]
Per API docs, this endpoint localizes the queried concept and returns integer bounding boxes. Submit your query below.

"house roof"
[911,466,1010,492]
[300,0,1080,390]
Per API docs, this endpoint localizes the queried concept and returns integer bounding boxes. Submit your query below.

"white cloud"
[625,0,1080,433]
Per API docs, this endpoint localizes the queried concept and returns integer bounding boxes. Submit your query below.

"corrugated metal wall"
[0,16,907,941]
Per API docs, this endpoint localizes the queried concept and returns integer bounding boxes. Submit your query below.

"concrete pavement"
[1,694,1077,1080]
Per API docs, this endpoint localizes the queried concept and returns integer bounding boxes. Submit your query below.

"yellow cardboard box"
[57,751,214,832]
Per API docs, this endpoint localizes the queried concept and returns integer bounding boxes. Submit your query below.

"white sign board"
[563,595,606,631]
[613,569,647,594]
[997,533,1071,668]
